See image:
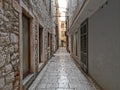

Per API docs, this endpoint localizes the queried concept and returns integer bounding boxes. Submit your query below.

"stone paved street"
[29,48,100,90]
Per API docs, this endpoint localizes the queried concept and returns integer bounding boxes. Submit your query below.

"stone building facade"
[58,20,66,47]
[0,0,58,90]
[66,0,120,90]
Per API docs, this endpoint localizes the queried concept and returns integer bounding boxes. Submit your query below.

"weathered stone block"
[13,0,21,12]
[4,0,12,9]
[8,44,14,53]
[0,33,10,46]
[4,2,9,10]
[11,60,17,66]
[3,46,9,53]
[0,36,10,45]
[0,77,5,89]
[3,83,13,90]
[12,30,19,35]
[3,15,9,22]
[5,22,12,29]
[0,54,6,68]
[6,54,10,64]
[5,72,14,84]
[14,44,18,52]
[5,11,11,17]
[10,33,18,43]
[13,22,19,27]
[13,26,18,31]
[0,19,3,25]
[11,16,18,22]
[5,64,12,74]
[1,69,6,76]
[11,53,19,61]
[0,32,8,36]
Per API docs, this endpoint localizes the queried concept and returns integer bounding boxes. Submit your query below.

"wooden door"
[22,14,30,78]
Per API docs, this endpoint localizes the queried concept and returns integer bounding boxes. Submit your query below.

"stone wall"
[0,0,20,90]
[0,0,56,90]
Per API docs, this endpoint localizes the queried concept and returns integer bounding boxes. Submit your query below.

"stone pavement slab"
[28,48,100,90]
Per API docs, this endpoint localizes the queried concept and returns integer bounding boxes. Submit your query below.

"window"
[22,14,30,78]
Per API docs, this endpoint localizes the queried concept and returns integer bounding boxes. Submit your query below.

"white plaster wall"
[88,0,120,90]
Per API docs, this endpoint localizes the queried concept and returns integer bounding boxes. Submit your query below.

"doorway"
[39,26,43,63]
[22,13,30,78]
[81,19,88,73]
[61,40,64,47]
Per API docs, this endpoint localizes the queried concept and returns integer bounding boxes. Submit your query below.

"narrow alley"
[29,48,100,90]
[0,0,120,90]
